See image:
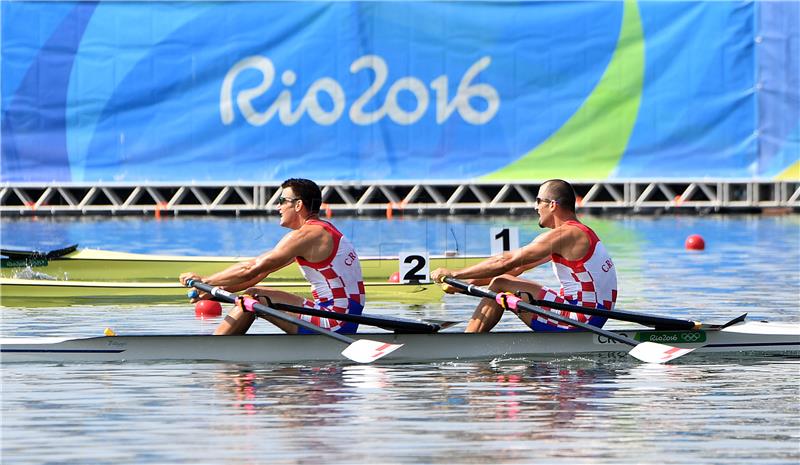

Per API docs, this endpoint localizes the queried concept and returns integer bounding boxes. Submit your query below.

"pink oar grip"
[495,293,521,310]
[240,296,259,313]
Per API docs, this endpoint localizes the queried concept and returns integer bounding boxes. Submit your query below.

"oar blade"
[341,339,403,363]
[628,341,696,364]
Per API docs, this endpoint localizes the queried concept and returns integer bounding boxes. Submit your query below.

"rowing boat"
[2,320,798,363]
[0,245,484,282]
[0,277,442,307]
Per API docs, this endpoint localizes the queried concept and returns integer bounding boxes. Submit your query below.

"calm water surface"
[2,214,799,464]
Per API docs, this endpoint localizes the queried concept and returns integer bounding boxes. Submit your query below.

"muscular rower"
[180,178,365,335]
[431,179,617,332]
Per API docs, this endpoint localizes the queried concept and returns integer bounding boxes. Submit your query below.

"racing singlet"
[295,219,365,334]
[530,220,617,331]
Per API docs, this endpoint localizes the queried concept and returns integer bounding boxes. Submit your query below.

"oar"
[267,301,458,333]
[511,295,718,330]
[187,289,458,333]
[505,292,748,330]
[187,280,403,363]
[442,277,696,364]
[0,243,78,260]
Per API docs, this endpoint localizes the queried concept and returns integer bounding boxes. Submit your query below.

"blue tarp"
[1,1,797,182]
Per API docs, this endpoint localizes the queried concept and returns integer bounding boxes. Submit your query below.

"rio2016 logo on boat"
[635,332,707,344]
[220,55,500,127]
[596,331,707,344]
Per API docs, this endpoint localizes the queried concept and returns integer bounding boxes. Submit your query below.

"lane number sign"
[490,227,519,256]
[399,252,431,283]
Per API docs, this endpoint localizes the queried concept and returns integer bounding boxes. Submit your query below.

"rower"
[431,179,618,333]
[179,178,365,336]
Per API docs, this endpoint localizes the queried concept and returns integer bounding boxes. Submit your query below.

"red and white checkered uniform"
[529,221,617,331]
[296,220,365,333]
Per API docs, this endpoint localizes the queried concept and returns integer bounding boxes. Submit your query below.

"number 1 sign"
[490,227,519,256]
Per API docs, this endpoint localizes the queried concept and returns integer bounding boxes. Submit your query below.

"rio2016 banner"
[2,1,798,182]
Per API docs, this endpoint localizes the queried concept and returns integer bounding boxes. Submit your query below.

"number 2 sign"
[398,252,431,284]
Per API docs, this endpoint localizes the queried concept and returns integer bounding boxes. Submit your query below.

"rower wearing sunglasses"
[431,179,617,333]
[180,178,365,335]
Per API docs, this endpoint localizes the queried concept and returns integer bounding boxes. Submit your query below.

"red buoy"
[388,271,401,283]
[685,234,706,251]
[195,300,222,318]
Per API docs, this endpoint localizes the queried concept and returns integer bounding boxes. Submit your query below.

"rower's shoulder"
[294,221,336,244]
[543,221,590,246]
[552,220,585,234]
[560,220,594,235]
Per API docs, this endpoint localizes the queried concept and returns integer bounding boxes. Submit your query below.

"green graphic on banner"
[776,160,800,180]
[484,0,643,181]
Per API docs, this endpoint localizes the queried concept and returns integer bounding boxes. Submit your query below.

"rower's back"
[297,219,365,313]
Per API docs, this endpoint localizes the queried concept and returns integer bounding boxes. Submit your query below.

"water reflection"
[213,360,620,431]
[218,366,349,422]
[2,357,798,464]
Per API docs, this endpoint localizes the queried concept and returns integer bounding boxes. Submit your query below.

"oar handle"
[186,280,355,345]
[442,277,641,348]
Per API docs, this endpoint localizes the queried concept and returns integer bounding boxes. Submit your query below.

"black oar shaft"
[188,280,355,345]
[530,298,697,330]
[269,302,441,333]
[444,277,641,348]
[0,243,78,260]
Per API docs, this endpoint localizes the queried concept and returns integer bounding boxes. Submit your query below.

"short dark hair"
[542,179,576,212]
[281,178,322,214]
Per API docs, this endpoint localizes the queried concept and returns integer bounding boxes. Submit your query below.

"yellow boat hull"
[0,277,443,307]
[2,248,483,283]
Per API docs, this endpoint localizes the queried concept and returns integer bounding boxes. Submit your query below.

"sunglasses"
[278,196,301,205]
[535,197,557,206]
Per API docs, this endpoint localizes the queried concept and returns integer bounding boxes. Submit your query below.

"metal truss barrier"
[1,181,798,216]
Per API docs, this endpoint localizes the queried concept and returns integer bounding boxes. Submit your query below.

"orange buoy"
[685,234,705,251]
[388,271,401,283]
[195,300,223,318]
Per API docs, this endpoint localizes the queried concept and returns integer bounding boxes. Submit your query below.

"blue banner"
[1,1,797,182]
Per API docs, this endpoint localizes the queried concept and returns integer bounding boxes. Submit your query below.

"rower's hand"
[179,272,208,303]
[179,272,203,287]
[430,268,458,294]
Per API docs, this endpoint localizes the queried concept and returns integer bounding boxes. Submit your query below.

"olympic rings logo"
[680,332,703,342]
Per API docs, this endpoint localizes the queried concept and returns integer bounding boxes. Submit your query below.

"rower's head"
[535,179,577,228]
[278,178,322,228]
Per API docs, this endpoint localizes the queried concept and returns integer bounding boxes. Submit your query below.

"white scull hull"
[2,321,798,364]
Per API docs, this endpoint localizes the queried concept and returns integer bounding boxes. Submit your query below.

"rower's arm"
[463,256,550,286]
[196,232,308,292]
[448,232,559,281]
[507,256,551,275]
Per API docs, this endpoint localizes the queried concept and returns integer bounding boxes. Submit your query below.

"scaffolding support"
[1,180,797,216]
